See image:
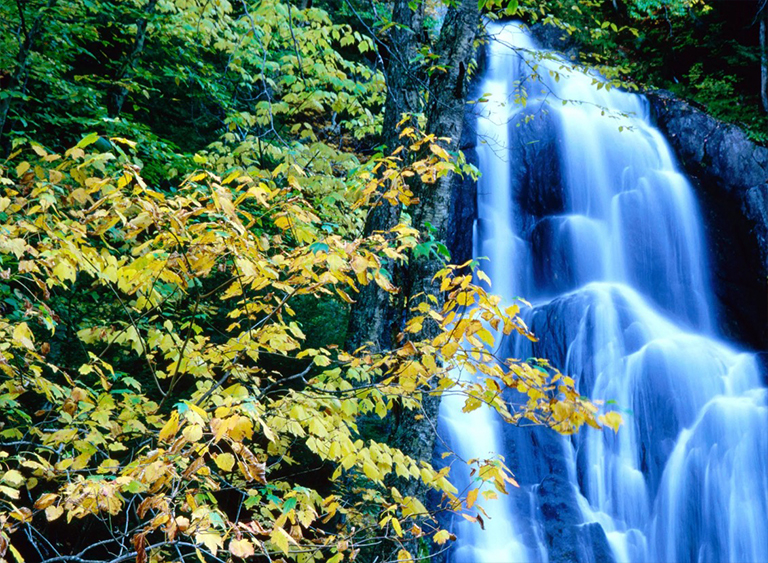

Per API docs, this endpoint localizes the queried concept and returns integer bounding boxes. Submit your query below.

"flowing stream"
[439,22,768,563]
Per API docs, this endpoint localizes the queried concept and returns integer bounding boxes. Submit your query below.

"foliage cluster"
[0,0,385,174]
[0,132,617,562]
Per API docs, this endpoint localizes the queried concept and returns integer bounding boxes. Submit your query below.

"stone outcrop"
[648,91,768,350]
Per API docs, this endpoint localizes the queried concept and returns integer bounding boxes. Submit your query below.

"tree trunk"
[108,0,158,117]
[392,0,480,508]
[380,0,426,153]
[406,0,480,324]
[383,3,480,558]
[761,4,768,113]
[346,1,479,558]
[0,0,59,148]
[345,0,425,353]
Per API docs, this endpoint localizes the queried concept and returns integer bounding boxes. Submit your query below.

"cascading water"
[438,21,768,563]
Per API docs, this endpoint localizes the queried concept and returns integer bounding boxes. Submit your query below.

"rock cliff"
[648,91,768,350]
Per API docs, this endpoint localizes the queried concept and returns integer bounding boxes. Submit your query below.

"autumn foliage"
[0,129,618,563]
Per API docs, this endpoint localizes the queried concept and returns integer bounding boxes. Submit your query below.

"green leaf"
[76,132,100,149]
[125,480,146,494]
[413,242,432,259]
[434,242,451,260]
[309,242,329,254]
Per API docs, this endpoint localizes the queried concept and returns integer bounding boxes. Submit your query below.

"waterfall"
[438,21,768,563]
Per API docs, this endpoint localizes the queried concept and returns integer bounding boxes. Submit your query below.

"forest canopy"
[0,0,762,561]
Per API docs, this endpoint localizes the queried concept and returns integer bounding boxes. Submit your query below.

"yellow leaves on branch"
[0,138,620,561]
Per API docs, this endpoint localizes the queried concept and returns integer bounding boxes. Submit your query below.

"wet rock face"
[530,216,577,295]
[511,108,567,226]
[446,91,480,267]
[527,22,581,62]
[649,92,768,193]
[446,99,568,266]
[537,475,617,563]
[648,91,768,351]
[744,184,768,264]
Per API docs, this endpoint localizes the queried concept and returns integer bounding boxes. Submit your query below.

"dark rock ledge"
[648,91,768,350]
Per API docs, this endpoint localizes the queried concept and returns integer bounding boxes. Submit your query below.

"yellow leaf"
[158,411,180,443]
[12,323,34,350]
[270,527,293,555]
[0,485,20,499]
[183,424,204,443]
[34,493,58,510]
[229,417,253,441]
[602,411,623,433]
[97,458,120,474]
[396,549,412,562]
[401,496,427,518]
[362,461,380,481]
[76,132,100,149]
[9,544,25,563]
[214,453,235,472]
[184,402,210,424]
[229,538,256,559]
[312,355,332,367]
[110,137,137,149]
[552,402,572,422]
[477,269,492,287]
[466,488,478,510]
[476,328,494,346]
[52,259,77,283]
[429,143,451,161]
[275,216,291,230]
[441,341,459,359]
[433,529,454,545]
[45,504,64,522]
[1,470,23,488]
[9,507,32,523]
[196,531,224,556]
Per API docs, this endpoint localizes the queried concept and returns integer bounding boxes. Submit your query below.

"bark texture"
[382,4,480,559]
[345,0,426,353]
[381,0,426,153]
[393,0,480,498]
[406,0,481,331]
[347,1,480,558]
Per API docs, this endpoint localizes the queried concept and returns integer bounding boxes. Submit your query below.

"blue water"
[439,22,768,563]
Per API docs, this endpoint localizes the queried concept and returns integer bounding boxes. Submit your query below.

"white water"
[439,22,768,563]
